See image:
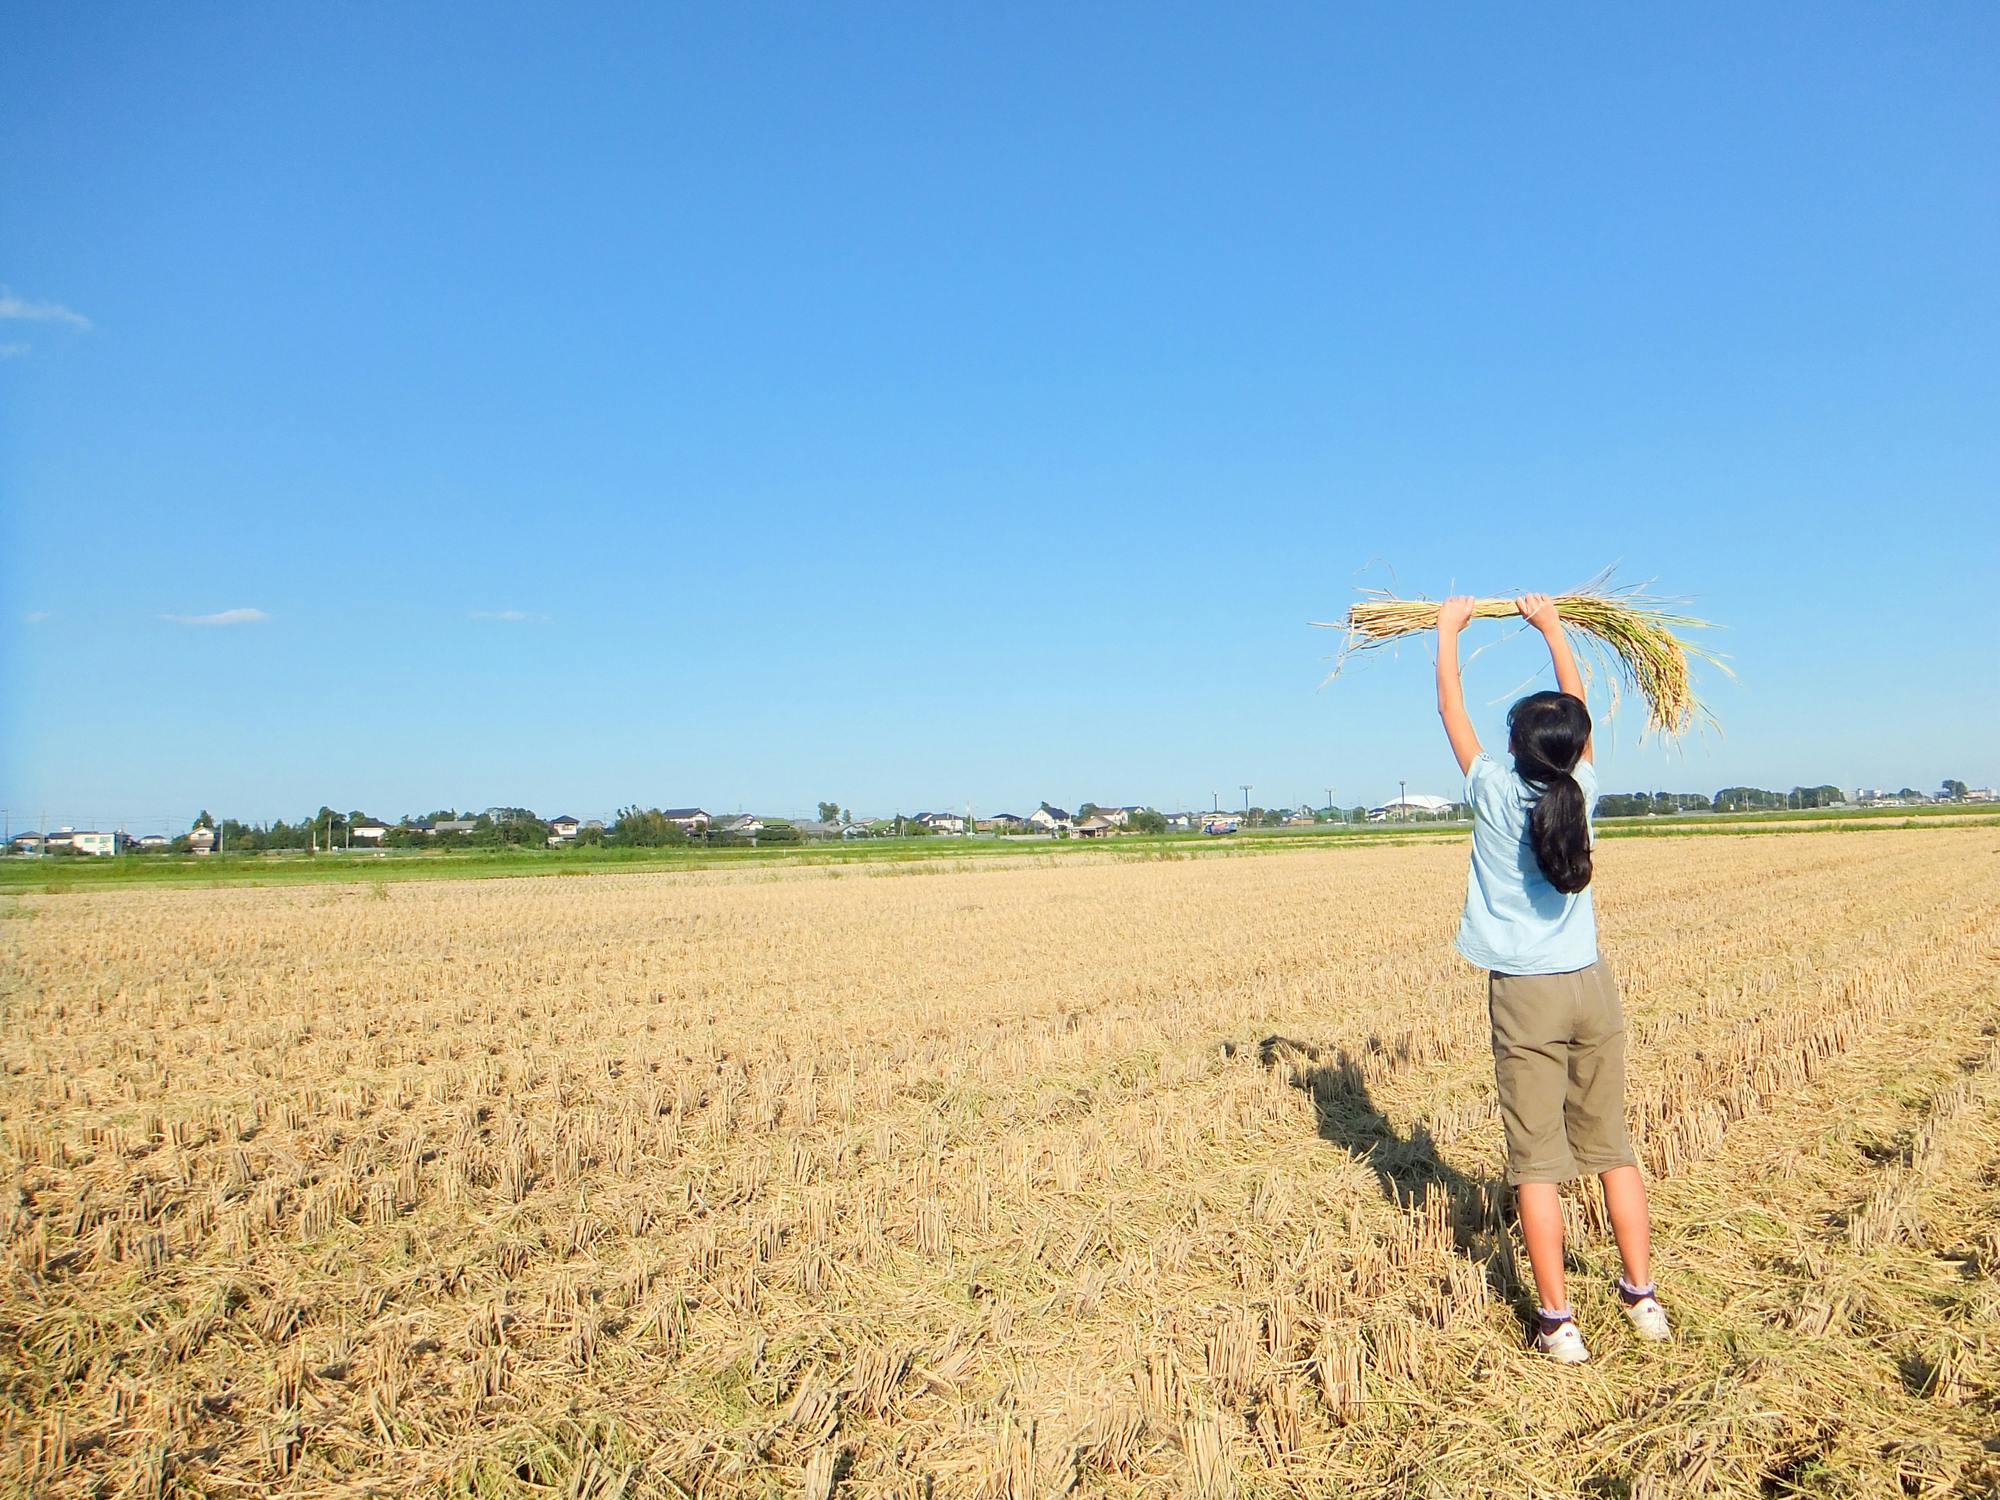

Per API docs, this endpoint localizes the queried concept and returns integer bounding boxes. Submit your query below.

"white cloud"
[162,607,270,626]
[0,342,28,359]
[23,610,50,624]
[0,288,92,331]
[470,609,548,622]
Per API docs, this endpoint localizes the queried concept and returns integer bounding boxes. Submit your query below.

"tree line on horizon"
[1595,781,1970,818]
[86,777,1982,855]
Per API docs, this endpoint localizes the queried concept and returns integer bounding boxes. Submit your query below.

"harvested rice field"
[4,830,1998,1498]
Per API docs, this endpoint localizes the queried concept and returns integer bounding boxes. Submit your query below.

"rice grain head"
[1315,574,1729,738]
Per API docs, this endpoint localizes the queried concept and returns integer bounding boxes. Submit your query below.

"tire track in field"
[1841,1030,2000,1254]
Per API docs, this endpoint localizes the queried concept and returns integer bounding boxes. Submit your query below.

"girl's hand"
[1436,595,1476,636]
[1515,592,1560,633]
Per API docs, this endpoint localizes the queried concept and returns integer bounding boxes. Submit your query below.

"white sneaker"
[1621,1293,1670,1341]
[1533,1320,1591,1363]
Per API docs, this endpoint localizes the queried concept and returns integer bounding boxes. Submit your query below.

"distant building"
[350,819,392,844]
[546,815,581,841]
[1027,803,1073,833]
[981,812,1025,831]
[659,808,711,833]
[135,834,169,849]
[1201,814,1240,835]
[71,831,129,856]
[1085,805,1144,827]
[1966,787,1997,803]
[1075,815,1118,838]
[915,811,967,835]
[188,826,216,855]
[1369,793,1454,822]
[430,819,478,836]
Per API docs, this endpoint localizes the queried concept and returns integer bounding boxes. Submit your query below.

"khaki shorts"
[1488,961,1636,1186]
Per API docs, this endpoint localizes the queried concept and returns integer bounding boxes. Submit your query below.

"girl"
[1434,592,1670,1363]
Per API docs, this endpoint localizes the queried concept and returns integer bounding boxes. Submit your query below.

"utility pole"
[1325,787,1334,822]
[1240,784,1252,818]
[1399,779,1407,824]
[1211,791,1219,812]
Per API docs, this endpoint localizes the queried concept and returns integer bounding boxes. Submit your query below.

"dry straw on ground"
[3,830,1998,1497]
[1316,574,1728,737]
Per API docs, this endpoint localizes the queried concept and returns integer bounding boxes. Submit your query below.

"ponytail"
[1506,691,1594,894]
[1526,770,1592,893]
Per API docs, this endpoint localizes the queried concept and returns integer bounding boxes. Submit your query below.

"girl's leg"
[1515,1182,1568,1311]
[1490,971,1580,1315]
[1599,1165,1651,1287]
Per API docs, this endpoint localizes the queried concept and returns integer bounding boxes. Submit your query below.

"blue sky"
[3,5,1995,832]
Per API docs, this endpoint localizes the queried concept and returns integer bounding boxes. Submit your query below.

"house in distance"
[1027,803,1073,833]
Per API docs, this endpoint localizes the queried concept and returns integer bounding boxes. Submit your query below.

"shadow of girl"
[1258,1034,1527,1318]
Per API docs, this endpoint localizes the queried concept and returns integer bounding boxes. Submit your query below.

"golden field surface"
[3,831,1998,1499]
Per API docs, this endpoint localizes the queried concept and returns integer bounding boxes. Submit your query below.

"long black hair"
[1507,690,1593,893]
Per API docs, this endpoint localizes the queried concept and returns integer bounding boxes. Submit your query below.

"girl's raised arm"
[1517,593,1593,763]
[1435,595,1481,774]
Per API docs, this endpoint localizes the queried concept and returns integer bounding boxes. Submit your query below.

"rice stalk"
[1314,573,1729,738]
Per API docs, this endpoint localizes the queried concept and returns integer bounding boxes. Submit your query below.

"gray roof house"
[1027,803,1073,829]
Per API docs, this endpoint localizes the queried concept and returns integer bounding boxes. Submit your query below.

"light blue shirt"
[1454,751,1599,976]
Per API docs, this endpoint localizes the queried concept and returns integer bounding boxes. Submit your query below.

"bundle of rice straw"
[1314,573,1728,738]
